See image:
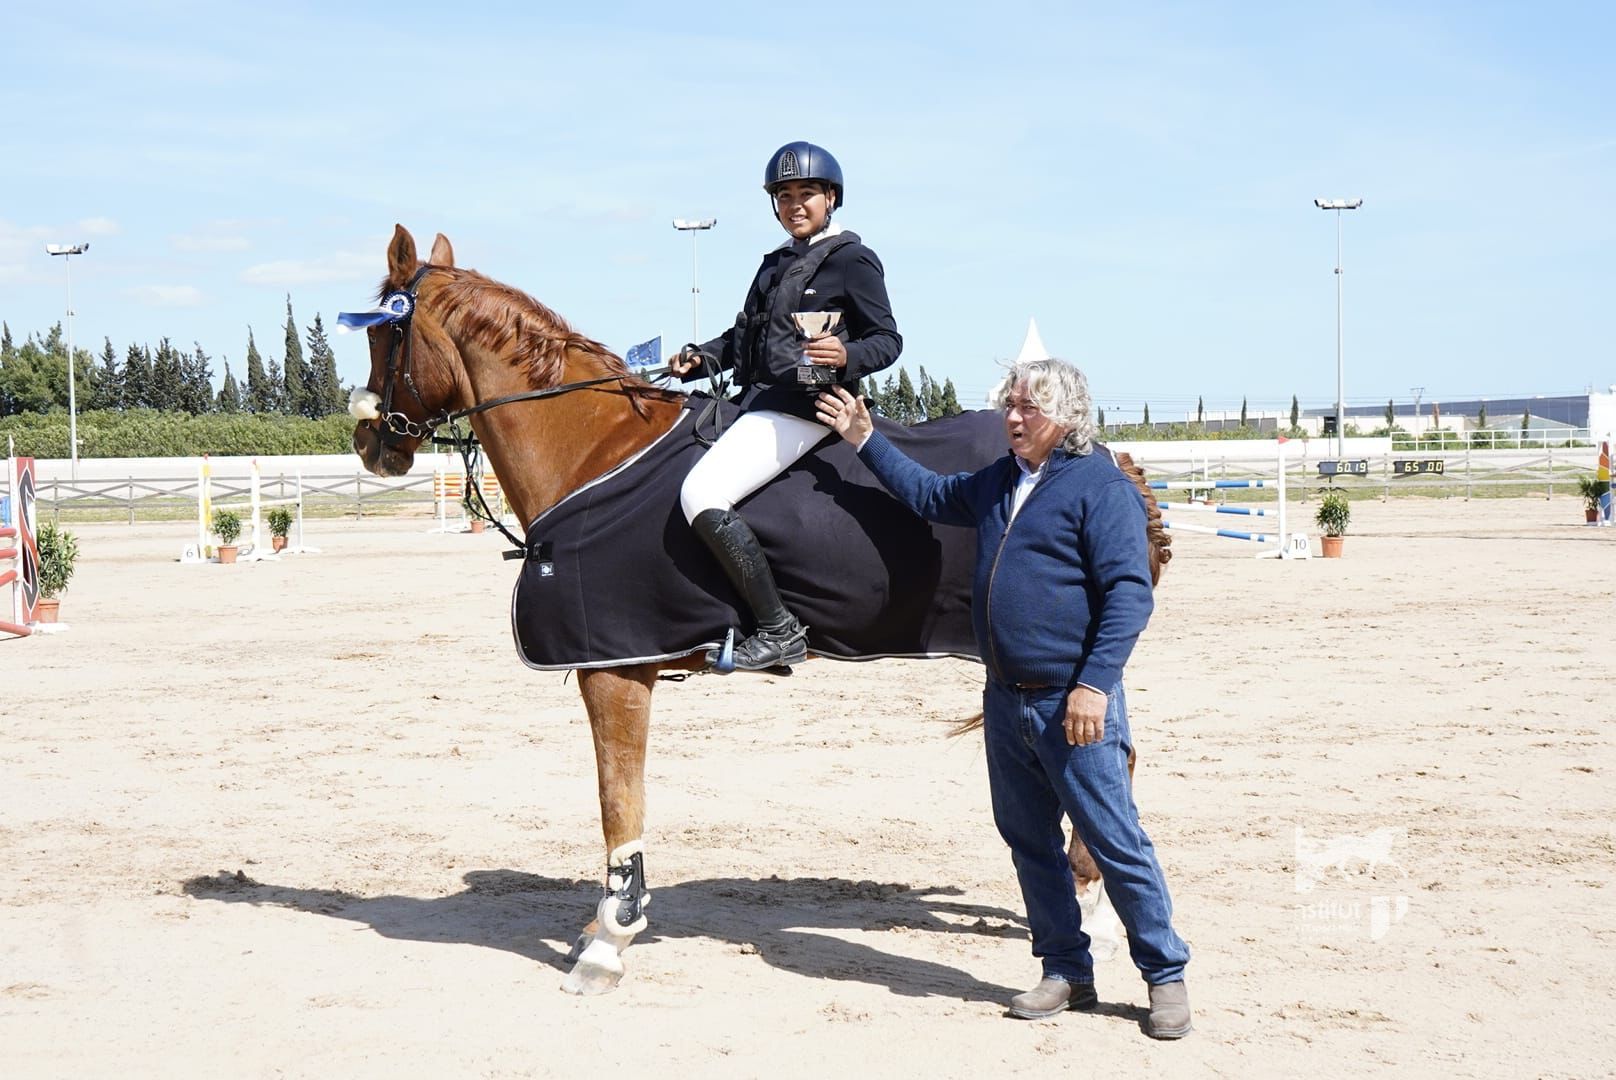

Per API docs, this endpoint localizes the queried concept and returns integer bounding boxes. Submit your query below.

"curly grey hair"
[988,357,1095,455]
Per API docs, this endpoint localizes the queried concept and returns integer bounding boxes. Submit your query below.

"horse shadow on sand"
[181,867,1146,1024]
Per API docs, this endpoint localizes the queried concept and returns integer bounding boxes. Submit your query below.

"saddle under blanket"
[511,397,1009,670]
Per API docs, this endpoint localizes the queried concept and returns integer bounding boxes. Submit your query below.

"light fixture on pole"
[672,218,717,344]
[45,242,90,480]
[1313,198,1362,458]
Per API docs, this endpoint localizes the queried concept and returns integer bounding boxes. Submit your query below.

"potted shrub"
[1314,489,1351,557]
[1577,475,1609,524]
[463,490,486,533]
[213,509,243,564]
[35,521,79,623]
[266,506,293,552]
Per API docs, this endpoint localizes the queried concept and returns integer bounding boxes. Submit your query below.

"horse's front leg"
[562,664,657,995]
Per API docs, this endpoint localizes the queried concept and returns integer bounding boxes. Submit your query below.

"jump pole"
[1154,438,1311,559]
[181,457,319,562]
[1,450,40,638]
[1599,439,1613,527]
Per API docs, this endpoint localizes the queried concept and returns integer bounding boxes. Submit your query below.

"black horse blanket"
[511,397,1007,670]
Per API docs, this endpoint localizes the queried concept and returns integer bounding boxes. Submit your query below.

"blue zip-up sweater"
[858,430,1153,692]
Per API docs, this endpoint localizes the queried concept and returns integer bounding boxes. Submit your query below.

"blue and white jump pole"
[1154,440,1311,559]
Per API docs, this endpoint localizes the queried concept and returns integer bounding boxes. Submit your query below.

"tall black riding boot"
[690,508,809,670]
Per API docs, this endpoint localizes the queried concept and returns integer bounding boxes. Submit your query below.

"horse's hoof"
[564,931,592,966]
[561,938,625,995]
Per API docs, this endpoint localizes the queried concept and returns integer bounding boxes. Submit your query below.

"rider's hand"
[668,347,703,377]
[815,386,873,446]
[803,334,847,369]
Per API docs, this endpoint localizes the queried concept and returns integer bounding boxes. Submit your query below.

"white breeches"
[680,409,828,523]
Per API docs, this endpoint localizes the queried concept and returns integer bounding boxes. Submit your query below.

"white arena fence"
[14,439,1609,525]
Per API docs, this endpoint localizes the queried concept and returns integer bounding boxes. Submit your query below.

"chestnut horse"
[347,225,1169,994]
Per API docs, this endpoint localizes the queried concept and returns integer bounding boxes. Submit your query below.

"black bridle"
[366,263,635,556]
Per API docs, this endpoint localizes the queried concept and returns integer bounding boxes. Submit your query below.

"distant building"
[1301,390,1612,437]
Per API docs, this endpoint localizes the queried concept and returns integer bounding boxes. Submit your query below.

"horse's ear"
[429,233,455,268]
[387,225,418,282]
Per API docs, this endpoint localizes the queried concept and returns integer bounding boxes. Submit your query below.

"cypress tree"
[1097,407,1106,429]
[1240,398,1248,428]
[1290,395,1300,431]
[182,343,215,414]
[918,366,946,421]
[1196,396,1204,425]
[1142,402,1151,427]
[266,355,285,412]
[217,361,243,413]
[245,329,272,412]
[149,338,184,412]
[283,296,310,417]
[305,313,343,415]
[1520,408,1530,432]
[123,344,153,409]
[1,322,13,360]
[862,377,884,416]
[893,368,920,425]
[94,338,121,410]
[1477,401,1488,428]
[1384,399,1395,429]
[940,378,962,417]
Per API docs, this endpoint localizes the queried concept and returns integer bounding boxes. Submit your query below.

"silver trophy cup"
[790,311,843,387]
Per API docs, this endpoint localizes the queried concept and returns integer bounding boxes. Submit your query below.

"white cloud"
[172,232,250,253]
[127,284,204,307]
[240,252,375,286]
[78,217,121,236]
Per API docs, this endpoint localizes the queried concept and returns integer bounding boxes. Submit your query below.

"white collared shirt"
[1010,454,1045,520]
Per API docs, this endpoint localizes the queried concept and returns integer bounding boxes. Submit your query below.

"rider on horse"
[669,141,903,671]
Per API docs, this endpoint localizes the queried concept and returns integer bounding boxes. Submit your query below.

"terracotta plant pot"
[218,545,239,564]
[1321,535,1345,558]
[469,520,486,534]
[272,536,288,552]
[35,598,61,623]
[1587,509,1599,524]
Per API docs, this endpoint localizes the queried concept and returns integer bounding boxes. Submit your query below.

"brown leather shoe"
[1007,977,1098,1020]
[1146,980,1192,1039]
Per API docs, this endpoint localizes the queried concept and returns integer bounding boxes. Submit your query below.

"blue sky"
[3,1,1611,422]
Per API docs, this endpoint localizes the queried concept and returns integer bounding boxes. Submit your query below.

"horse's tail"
[949,712,985,738]
[949,451,1168,738]
[1115,450,1172,586]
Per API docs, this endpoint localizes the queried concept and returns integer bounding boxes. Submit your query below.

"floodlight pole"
[1314,198,1362,458]
[672,218,717,344]
[46,242,90,480]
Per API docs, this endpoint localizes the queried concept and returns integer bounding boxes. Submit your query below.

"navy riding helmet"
[763,141,844,208]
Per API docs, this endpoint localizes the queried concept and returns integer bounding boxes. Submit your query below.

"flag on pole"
[625,336,661,370]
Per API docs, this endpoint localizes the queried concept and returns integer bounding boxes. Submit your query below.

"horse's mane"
[393,267,679,414]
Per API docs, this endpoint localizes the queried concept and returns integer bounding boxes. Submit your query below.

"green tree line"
[0,297,347,422]
[862,365,963,424]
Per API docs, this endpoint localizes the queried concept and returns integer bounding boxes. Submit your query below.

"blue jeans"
[982,678,1190,986]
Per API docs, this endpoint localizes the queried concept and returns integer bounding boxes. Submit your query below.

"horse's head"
[348,225,467,477]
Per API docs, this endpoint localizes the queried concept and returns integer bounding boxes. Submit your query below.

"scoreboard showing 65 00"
[1392,459,1445,476]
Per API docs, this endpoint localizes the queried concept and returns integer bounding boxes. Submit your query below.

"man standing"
[815,359,1191,1038]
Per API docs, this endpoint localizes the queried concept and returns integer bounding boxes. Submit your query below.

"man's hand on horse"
[1065,685,1107,746]
[816,386,874,445]
[802,334,847,368]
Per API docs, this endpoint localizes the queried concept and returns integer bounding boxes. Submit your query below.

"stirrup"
[730,617,808,671]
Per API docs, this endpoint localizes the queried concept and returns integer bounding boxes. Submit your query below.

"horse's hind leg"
[563,664,657,995]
